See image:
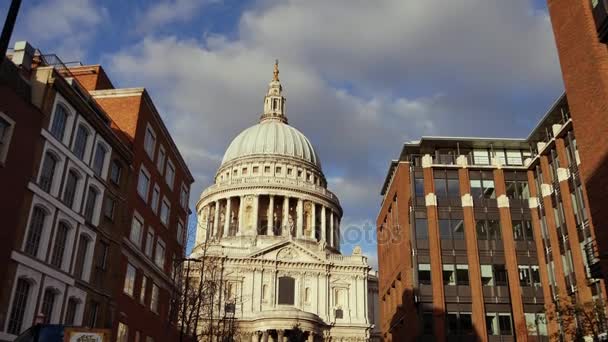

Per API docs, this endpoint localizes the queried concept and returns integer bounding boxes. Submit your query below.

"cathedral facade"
[190,62,379,341]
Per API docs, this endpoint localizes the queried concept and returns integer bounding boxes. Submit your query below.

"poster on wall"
[63,328,111,342]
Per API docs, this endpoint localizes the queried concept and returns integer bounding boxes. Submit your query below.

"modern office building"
[377,95,605,342]
[0,41,193,342]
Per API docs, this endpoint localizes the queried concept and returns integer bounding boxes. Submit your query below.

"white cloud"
[14,0,106,60]
[135,0,218,34]
[106,0,563,261]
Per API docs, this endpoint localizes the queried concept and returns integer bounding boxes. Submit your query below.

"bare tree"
[543,292,608,341]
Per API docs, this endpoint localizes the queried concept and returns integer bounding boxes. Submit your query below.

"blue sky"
[2,0,564,268]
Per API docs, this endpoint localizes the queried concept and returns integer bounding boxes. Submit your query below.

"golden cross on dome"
[273,59,279,81]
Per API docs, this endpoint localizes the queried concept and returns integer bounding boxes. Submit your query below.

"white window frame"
[123,263,136,297]
[160,198,171,227]
[130,213,144,248]
[73,228,96,282]
[473,149,490,165]
[71,118,94,163]
[5,266,42,335]
[48,96,76,146]
[91,136,111,179]
[165,159,175,190]
[144,124,156,160]
[506,150,523,165]
[83,178,105,226]
[0,112,16,165]
[145,228,155,257]
[22,199,55,260]
[157,145,166,174]
[36,145,66,197]
[137,165,151,202]
[62,164,86,213]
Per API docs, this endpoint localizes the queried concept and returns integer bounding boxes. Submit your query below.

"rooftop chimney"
[11,40,34,70]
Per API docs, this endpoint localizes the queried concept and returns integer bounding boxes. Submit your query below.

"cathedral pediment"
[246,240,328,264]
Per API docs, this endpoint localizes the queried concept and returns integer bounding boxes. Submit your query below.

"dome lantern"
[261,60,287,124]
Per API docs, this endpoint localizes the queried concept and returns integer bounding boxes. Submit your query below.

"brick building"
[0,41,193,342]
[546,0,608,288]
[377,95,606,341]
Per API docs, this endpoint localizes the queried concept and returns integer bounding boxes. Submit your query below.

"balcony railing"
[584,238,603,279]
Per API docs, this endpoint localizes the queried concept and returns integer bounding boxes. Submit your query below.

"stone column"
[277,330,285,342]
[252,195,259,236]
[268,195,275,236]
[297,198,304,238]
[283,196,290,236]
[307,332,314,342]
[310,202,316,239]
[224,197,231,237]
[262,330,269,342]
[214,200,220,238]
[329,210,334,247]
[238,195,245,236]
[253,331,261,342]
[321,206,326,242]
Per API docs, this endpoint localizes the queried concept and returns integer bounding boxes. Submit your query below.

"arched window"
[262,284,268,301]
[92,142,107,176]
[25,206,48,256]
[83,186,99,222]
[50,221,70,268]
[39,152,58,193]
[50,104,69,141]
[63,170,80,208]
[64,297,79,325]
[7,278,31,334]
[41,288,57,324]
[305,287,311,303]
[278,276,295,305]
[74,234,91,279]
[72,124,90,160]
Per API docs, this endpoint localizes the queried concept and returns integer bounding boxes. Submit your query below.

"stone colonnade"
[243,329,320,342]
[203,194,340,248]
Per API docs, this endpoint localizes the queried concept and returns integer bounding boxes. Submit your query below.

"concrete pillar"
[224,197,231,237]
[297,198,304,238]
[321,206,327,242]
[214,200,220,238]
[310,202,316,239]
[238,195,244,236]
[252,195,259,236]
[329,210,334,247]
[268,195,275,236]
[283,196,290,236]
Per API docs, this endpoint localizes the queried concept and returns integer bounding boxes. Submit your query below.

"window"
[130,208,147,241]
[447,312,459,334]
[253,166,259,174]
[160,199,170,226]
[531,265,541,286]
[25,206,47,256]
[460,313,473,334]
[473,149,490,165]
[498,314,513,335]
[476,219,487,240]
[287,168,292,175]
[278,277,295,305]
[506,180,530,200]
[415,218,428,240]
[88,301,99,328]
[157,145,166,174]
[439,219,451,239]
[482,180,495,199]
[84,186,99,222]
[7,278,31,334]
[137,167,150,200]
[74,235,90,279]
[63,170,80,208]
[92,143,108,176]
[151,284,159,313]
[494,265,508,286]
[97,241,109,271]
[513,220,524,240]
[506,150,523,165]
[73,124,90,160]
[151,185,160,214]
[117,322,128,342]
[41,288,56,323]
[486,314,498,336]
[519,265,532,286]
[493,150,506,165]
[177,221,184,246]
[481,265,494,285]
[414,177,425,197]
[422,312,433,335]
[452,219,464,240]
[434,177,447,198]
[165,160,175,189]
[447,178,459,198]
[456,264,469,285]
[304,287,311,303]
[50,222,70,268]
[242,167,248,175]
[39,153,58,193]
[145,229,154,257]
[155,239,166,269]
[418,264,431,285]
[526,313,547,336]
[443,264,456,285]
[144,126,156,158]
[262,284,268,301]
[140,276,147,304]
[104,197,115,220]
[265,166,271,174]
[470,180,482,199]
[50,104,69,141]
[180,185,189,209]
[110,160,121,184]
[124,263,136,296]
[64,298,78,325]
[488,219,501,240]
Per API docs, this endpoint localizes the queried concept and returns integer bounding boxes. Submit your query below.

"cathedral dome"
[221,120,321,168]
